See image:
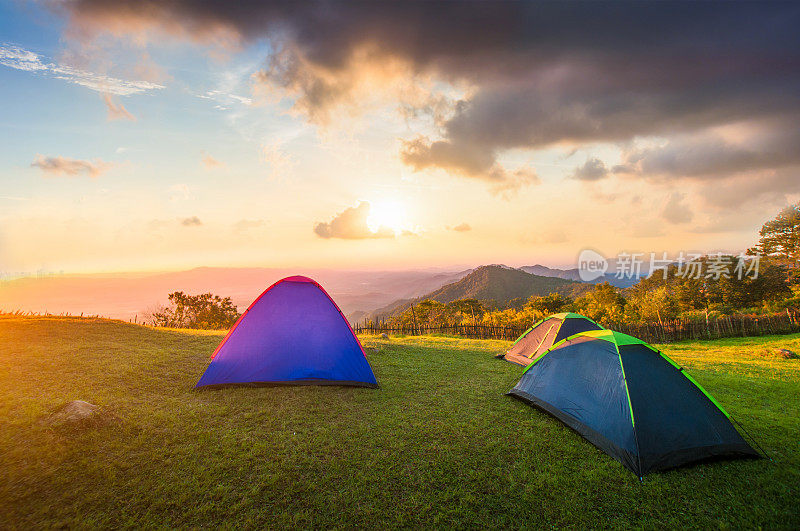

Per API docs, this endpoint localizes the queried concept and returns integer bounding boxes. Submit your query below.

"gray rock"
[380,333,389,339]
[43,400,113,427]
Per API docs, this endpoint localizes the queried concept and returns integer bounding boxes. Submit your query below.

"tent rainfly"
[498,312,603,366]
[196,276,378,389]
[507,329,759,476]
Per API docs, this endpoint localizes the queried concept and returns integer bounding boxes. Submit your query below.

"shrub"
[146,292,240,329]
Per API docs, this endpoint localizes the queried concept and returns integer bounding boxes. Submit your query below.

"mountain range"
[520,264,642,288]
[0,262,640,324]
[0,267,469,323]
[367,265,591,322]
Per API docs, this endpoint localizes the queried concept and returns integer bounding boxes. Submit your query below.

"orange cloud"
[400,136,540,194]
[31,154,113,178]
[314,202,394,240]
[103,93,136,121]
[201,153,223,169]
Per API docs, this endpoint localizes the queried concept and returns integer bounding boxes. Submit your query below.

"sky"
[1,0,799,276]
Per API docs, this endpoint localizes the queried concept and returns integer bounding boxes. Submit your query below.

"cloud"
[196,89,252,106]
[0,45,48,71]
[400,136,497,179]
[31,154,113,178]
[450,223,471,232]
[233,219,263,231]
[0,44,164,96]
[662,193,693,224]
[488,168,541,198]
[400,136,540,192]
[698,169,800,210]
[181,216,202,226]
[55,2,800,186]
[614,122,800,181]
[102,93,136,121]
[572,158,609,181]
[609,123,800,208]
[260,142,294,180]
[201,153,223,169]
[253,43,448,127]
[168,183,191,202]
[627,221,666,239]
[314,202,394,239]
[51,63,164,96]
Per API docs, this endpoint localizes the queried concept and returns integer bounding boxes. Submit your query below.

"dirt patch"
[41,400,119,428]
[773,348,798,359]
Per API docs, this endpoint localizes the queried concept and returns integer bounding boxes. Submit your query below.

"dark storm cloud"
[59,1,800,183]
[58,2,799,66]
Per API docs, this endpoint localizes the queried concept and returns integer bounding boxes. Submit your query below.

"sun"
[367,200,407,234]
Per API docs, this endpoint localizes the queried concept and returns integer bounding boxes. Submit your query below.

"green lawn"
[1,316,798,528]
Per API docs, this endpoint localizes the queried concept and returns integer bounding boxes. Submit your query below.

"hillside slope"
[369,265,582,320]
[425,265,579,302]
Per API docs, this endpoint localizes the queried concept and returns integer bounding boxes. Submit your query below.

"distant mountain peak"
[367,264,587,321]
[411,265,577,304]
[520,264,641,288]
[482,263,519,271]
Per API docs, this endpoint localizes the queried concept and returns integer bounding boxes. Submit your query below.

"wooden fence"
[354,309,800,344]
[0,310,105,319]
[354,322,527,341]
[6,307,800,344]
[605,310,800,344]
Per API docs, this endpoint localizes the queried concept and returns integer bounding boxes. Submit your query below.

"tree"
[447,299,484,323]
[574,282,625,323]
[414,299,450,325]
[750,202,800,279]
[626,253,791,317]
[524,293,571,316]
[147,291,240,329]
[626,285,677,325]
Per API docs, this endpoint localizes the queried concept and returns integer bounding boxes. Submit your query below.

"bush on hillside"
[146,291,240,329]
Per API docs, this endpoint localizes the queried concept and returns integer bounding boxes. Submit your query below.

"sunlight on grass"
[0,317,797,527]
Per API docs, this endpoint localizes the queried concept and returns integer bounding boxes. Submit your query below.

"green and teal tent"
[497,313,603,366]
[507,330,758,476]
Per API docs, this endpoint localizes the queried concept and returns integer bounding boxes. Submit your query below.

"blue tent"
[508,330,757,476]
[196,276,378,388]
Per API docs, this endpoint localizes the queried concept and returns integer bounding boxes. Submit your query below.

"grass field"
[1,316,798,528]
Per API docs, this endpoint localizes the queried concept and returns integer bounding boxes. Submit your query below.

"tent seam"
[521,337,570,373]
[616,343,643,478]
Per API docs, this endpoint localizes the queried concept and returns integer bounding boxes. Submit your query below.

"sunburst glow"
[367,200,407,234]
